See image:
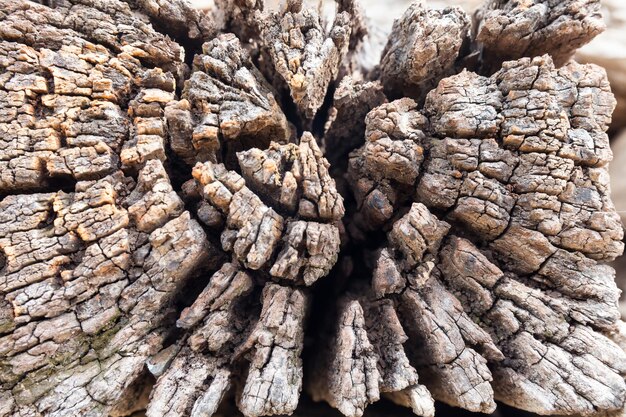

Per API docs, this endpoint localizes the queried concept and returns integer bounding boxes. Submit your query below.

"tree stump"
[0,0,624,416]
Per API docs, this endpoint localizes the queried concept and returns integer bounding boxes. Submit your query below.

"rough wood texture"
[346,54,625,416]
[185,132,343,282]
[576,0,626,130]
[167,33,290,165]
[323,76,386,165]
[379,1,470,101]
[474,0,606,72]
[259,0,351,123]
[0,0,624,416]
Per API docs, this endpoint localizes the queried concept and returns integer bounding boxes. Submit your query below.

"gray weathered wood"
[0,0,624,416]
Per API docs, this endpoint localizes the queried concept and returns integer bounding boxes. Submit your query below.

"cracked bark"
[0,0,624,416]
[474,0,606,73]
[258,0,351,124]
[379,1,470,102]
[346,54,625,417]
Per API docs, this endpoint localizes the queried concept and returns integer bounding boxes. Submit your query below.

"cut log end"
[0,0,624,417]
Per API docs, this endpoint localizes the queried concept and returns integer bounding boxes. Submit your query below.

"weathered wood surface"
[0,0,624,417]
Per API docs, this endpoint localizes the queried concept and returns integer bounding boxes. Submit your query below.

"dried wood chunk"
[0,11,210,406]
[344,54,626,416]
[147,262,256,417]
[125,159,185,232]
[475,0,606,71]
[351,55,623,259]
[492,329,626,415]
[147,348,232,417]
[384,385,435,417]
[1,1,624,417]
[121,70,175,170]
[123,0,220,41]
[238,284,308,417]
[0,169,213,416]
[323,76,386,164]
[237,132,344,221]
[363,201,626,416]
[169,33,289,165]
[309,287,436,417]
[309,299,380,417]
[5,0,184,71]
[362,299,420,394]
[388,205,501,413]
[178,263,254,351]
[424,70,503,139]
[379,1,470,101]
[439,237,626,414]
[0,0,186,192]
[346,98,428,232]
[270,221,340,286]
[335,0,378,78]
[259,0,351,122]
[337,0,369,52]
[149,274,307,417]
[189,132,342,285]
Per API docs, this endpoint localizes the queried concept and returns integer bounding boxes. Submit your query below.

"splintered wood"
[0,0,624,417]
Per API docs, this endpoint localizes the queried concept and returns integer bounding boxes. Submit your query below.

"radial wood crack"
[0,0,625,417]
